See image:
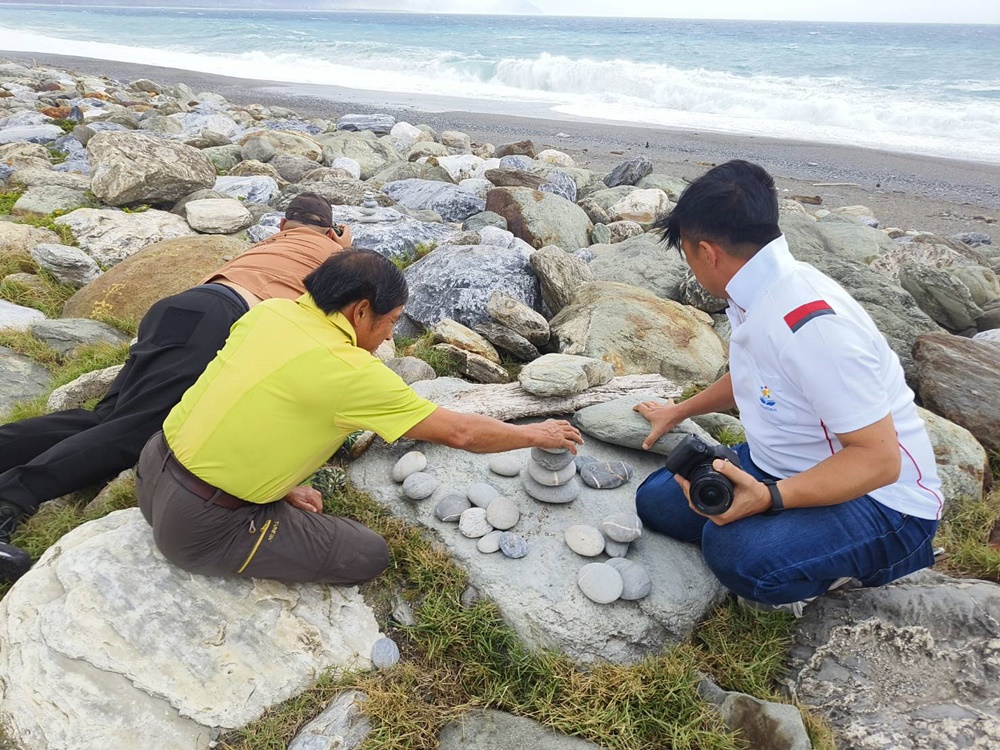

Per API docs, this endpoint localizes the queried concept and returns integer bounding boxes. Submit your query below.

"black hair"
[654,159,781,259]
[303,248,408,316]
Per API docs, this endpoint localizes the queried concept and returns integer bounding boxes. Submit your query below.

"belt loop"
[159,444,172,474]
[208,488,223,507]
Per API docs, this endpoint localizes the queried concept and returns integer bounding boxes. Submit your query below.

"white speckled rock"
[604,539,630,558]
[601,513,643,543]
[402,472,437,500]
[530,447,575,471]
[477,530,504,554]
[434,493,471,523]
[577,563,623,604]
[488,452,523,477]
[520,469,581,504]
[467,482,501,509]
[371,638,400,669]
[527,459,577,487]
[485,497,520,530]
[459,507,494,538]
[499,532,528,559]
[391,451,427,483]
[564,525,605,557]
[606,559,652,600]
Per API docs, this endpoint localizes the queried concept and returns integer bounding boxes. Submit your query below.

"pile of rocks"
[522,447,582,504]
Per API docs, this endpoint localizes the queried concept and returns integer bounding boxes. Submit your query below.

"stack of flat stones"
[521,447,582,504]
[565,512,651,604]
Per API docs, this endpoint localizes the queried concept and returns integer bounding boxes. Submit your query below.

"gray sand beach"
[4,51,998,241]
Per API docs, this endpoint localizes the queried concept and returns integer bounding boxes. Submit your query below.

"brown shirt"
[202,226,343,302]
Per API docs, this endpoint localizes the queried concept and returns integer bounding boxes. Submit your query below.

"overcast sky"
[458,0,1000,24]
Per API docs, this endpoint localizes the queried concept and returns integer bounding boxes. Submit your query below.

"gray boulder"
[551,282,727,382]
[270,153,321,183]
[213,175,280,204]
[918,407,987,504]
[310,204,454,264]
[0,299,46,331]
[486,187,592,251]
[915,332,1000,453]
[0,345,51,417]
[47,364,124,412]
[88,131,216,205]
[382,179,485,222]
[573,395,715,456]
[8,167,91,191]
[463,211,508,232]
[54,208,197,267]
[529,245,596,315]
[184,198,254,234]
[518,353,615,397]
[474,322,540,361]
[486,290,549,346]
[587,232,689,300]
[790,571,1000,750]
[349,427,725,664]
[275,180,394,210]
[30,319,129,356]
[202,144,242,174]
[0,510,382,750]
[336,114,395,135]
[30,243,102,288]
[0,124,64,145]
[603,156,653,188]
[699,679,811,750]
[240,135,276,163]
[11,185,85,218]
[401,244,541,333]
[782,213,897,265]
[385,356,436,385]
[367,160,453,189]
[899,261,983,332]
[636,173,689,200]
[680,270,728,313]
[288,691,370,750]
[316,132,400,180]
[437,709,602,749]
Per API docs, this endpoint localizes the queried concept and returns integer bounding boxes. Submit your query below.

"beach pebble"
[499,532,529,559]
[606,558,652,600]
[485,496,520,530]
[564,525,606,557]
[371,637,400,669]
[402,472,437,500]
[520,469,582,504]
[460,586,480,609]
[579,460,634,489]
[527,459,577,487]
[488,452,523,477]
[391,451,427,483]
[604,539,630,558]
[477,530,504,554]
[577,563,624,604]
[467,482,501,509]
[530,446,575,471]
[602,513,643,543]
[459,507,493,538]
[434,493,472,523]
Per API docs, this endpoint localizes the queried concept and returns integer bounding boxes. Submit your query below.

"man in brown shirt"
[0,193,350,581]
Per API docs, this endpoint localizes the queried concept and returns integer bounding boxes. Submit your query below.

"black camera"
[664,435,741,515]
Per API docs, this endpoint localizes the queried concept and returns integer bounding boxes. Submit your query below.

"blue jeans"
[635,443,938,605]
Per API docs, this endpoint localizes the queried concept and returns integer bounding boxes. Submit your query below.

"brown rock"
[495,140,536,159]
[39,106,71,119]
[484,168,545,190]
[62,235,249,326]
[914,331,1000,453]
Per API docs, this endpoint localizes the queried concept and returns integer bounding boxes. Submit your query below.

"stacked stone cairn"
[521,446,582,503]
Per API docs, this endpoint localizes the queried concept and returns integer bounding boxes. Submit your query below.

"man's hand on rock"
[633,398,684,450]
[532,419,584,454]
[284,485,324,513]
[674,459,772,525]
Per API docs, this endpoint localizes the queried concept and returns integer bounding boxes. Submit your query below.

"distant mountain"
[0,1,545,13]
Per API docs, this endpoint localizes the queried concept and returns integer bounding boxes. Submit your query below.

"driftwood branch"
[442,374,683,420]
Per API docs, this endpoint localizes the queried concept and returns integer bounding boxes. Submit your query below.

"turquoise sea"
[1,4,999,162]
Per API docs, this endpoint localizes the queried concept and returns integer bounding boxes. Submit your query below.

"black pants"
[0,285,248,516]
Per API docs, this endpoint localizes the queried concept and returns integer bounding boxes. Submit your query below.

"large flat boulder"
[62,235,249,326]
[54,208,198,267]
[586,232,689,301]
[0,510,381,750]
[382,179,485,222]
[486,187,592,252]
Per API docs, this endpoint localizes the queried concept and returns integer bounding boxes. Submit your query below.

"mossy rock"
[62,236,249,326]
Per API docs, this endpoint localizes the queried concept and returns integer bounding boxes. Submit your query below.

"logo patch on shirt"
[759,385,777,411]
[784,300,835,332]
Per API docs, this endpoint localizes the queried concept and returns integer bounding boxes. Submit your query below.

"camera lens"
[689,467,734,515]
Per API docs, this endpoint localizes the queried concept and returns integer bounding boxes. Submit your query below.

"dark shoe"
[0,502,23,545]
[0,543,32,582]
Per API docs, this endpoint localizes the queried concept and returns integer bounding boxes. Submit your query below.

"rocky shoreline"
[0,58,998,750]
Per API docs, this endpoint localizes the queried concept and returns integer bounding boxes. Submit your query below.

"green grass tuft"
[934,489,1000,583]
[395,333,462,378]
[0,190,23,215]
[391,242,437,272]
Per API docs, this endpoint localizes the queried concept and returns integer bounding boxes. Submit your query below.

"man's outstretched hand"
[633,398,685,450]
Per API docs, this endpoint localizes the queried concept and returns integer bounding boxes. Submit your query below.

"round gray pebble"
[577,563,623,604]
[402,471,437,500]
[521,468,581,504]
[564,524,606,557]
[499,532,528,559]
[530,446,575,471]
[579,460,634,489]
[391,450,427,483]
[604,539,630,558]
[434,493,472,522]
[605,558,652,600]
[371,637,400,668]
[477,530,504,553]
[488,452,523,477]
[601,512,643,543]
[467,482,501,509]
[459,507,494,538]
[527,459,577,487]
[485,496,520,530]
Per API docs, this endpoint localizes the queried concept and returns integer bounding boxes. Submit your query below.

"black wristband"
[762,479,785,513]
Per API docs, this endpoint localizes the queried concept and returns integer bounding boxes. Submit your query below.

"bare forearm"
[455,413,551,453]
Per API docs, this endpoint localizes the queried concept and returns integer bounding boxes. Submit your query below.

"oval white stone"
[564,525,606,557]
[402,471,437,500]
[391,451,427,483]
[477,530,504,553]
[485,496,520,530]
[459,507,493,538]
[577,563,623,604]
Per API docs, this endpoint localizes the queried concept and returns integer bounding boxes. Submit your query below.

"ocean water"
[1,5,999,163]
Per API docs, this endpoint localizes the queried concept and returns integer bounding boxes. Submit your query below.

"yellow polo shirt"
[162,294,437,504]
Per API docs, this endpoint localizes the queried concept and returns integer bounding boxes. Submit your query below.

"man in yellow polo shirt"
[136,249,583,584]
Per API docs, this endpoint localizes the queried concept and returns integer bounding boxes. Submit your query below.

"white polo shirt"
[725,235,942,520]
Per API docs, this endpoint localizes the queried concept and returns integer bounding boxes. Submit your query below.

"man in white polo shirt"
[634,160,941,615]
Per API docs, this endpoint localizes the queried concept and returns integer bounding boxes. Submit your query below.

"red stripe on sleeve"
[784,300,833,330]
